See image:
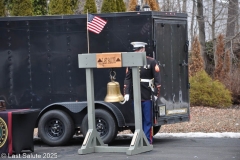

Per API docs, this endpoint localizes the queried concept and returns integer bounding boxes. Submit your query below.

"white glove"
[154,96,158,101]
[124,94,130,101]
[119,94,129,104]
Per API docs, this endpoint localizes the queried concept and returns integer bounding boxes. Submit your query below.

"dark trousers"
[141,100,153,144]
[132,100,153,144]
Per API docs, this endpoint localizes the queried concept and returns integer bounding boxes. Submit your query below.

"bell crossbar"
[77,52,153,155]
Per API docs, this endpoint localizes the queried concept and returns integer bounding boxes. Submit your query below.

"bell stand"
[77,52,153,155]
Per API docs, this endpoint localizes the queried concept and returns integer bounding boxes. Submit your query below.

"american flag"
[87,14,107,34]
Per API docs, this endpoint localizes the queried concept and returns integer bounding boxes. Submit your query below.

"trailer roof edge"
[0,11,187,21]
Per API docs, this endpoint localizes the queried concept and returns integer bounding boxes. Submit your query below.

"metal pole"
[47,0,50,15]
[132,67,142,130]
[86,68,95,129]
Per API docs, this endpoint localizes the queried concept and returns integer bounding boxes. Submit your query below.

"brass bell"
[104,71,124,102]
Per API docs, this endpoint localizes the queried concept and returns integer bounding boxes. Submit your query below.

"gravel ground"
[34,106,240,137]
[119,106,240,134]
[159,106,240,133]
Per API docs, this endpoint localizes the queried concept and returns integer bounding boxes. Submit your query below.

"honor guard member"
[123,42,161,144]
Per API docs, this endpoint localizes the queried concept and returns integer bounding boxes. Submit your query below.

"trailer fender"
[39,102,88,115]
[39,101,125,127]
[37,102,87,125]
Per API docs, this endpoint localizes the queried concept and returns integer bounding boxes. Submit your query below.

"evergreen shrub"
[101,0,116,13]
[190,70,232,108]
[127,0,137,11]
[116,0,126,12]
[11,0,33,16]
[0,0,5,16]
[84,0,97,14]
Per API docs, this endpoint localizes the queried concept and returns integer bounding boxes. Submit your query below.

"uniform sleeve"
[123,67,132,95]
[152,60,161,97]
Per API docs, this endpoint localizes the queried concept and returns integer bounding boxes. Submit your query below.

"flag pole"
[87,10,89,54]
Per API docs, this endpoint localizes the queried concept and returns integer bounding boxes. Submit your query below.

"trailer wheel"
[81,109,118,144]
[38,110,74,146]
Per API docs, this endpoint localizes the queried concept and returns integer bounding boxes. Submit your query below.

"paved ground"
[3,135,240,160]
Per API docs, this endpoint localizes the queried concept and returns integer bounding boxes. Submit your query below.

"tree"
[110,0,117,12]
[190,0,196,45]
[101,0,116,13]
[4,0,12,16]
[196,0,207,70]
[189,36,204,77]
[49,0,63,15]
[11,0,33,16]
[0,0,5,16]
[116,0,126,12]
[32,0,47,15]
[225,0,239,72]
[70,0,78,13]
[201,1,224,72]
[123,0,129,8]
[63,0,74,14]
[177,0,181,12]
[162,0,166,11]
[128,0,137,11]
[162,0,171,11]
[196,1,230,71]
[49,0,75,15]
[84,0,97,13]
[75,0,86,14]
[200,1,228,74]
[214,34,232,95]
[211,0,217,69]
[146,0,160,11]
[95,0,103,13]
[214,34,225,80]
[182,0,186,13]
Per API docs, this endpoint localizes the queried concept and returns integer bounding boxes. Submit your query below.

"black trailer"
[0,11,190,146]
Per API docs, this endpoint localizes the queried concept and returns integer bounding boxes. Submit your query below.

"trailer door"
[154,18,189,122]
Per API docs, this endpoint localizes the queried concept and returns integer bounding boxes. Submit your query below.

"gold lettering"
[103,58,107,64]
[108,57,116,64]
[96,53,122,68]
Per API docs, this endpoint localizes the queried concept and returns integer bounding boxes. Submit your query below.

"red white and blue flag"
[87,14,107,34]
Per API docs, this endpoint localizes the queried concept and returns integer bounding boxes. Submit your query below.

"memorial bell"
[104,71,124,102]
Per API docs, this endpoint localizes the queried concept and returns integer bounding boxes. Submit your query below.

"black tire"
[81,109,118,144]
[153,126,161,135]
[38,110,74,146]
[130,125,161,135]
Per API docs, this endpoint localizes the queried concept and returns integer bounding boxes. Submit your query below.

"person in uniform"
[123,42,161,144]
